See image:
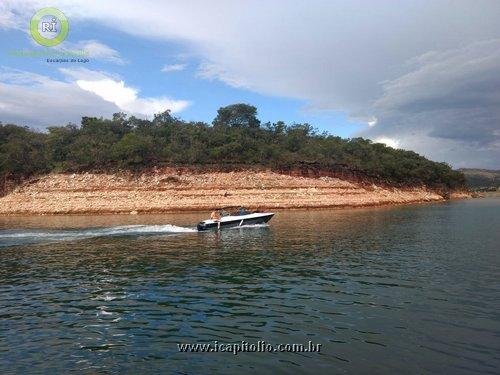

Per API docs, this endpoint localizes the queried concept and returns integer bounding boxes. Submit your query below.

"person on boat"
[210,210,221,221]
[239,207,249,215]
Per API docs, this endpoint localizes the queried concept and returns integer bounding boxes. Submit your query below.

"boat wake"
[229,223,270,229]
[0,224,197,248]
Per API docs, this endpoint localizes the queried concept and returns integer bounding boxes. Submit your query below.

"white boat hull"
[197,212,274,231]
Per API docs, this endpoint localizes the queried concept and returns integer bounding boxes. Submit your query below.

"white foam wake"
[0,224,197,247]
[229,223,270,229]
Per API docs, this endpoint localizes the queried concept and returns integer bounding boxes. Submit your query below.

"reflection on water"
[0,199,499,374]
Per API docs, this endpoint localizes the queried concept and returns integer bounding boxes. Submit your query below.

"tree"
[0,124,49,178]
[111,133,155,166]
[46,124,79,168]
[213,104,261,128]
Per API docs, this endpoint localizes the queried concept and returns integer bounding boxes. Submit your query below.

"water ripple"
[0,199,499,374]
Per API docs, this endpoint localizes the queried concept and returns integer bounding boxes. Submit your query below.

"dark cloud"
[361,40,500,168]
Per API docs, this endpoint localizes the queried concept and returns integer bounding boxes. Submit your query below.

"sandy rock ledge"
[0,170,454,215]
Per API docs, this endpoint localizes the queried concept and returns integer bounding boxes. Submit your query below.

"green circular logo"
[30,8,69,47]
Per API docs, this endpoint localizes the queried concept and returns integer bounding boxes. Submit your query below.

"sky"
[0,0,499,169]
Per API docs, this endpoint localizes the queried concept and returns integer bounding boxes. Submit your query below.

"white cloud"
[0,1,32,30]
[0,67,190,126]
[367,118,377,127]
[69,40,125,64]
[374,137,399,149]
[196,61,249,88]
[59,67,120,81]
[0,68,118,127]
[0,6,19,29]
[76,79,136,107]
[4,1,500,110]
[161,63,186,72]
[76,78,190,116]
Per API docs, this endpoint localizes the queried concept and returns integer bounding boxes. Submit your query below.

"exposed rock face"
[449,191,474,199]
[0,169,449,215]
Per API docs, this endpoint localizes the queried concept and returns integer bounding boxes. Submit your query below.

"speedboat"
[197,207,274,231]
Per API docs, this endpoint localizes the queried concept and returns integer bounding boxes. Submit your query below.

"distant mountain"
[459,168,500,191]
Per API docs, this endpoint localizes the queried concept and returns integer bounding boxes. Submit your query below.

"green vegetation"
[459,168,500,191]
[0,104,465,189]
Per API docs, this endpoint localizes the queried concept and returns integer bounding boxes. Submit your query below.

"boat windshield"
[213,207,251,217]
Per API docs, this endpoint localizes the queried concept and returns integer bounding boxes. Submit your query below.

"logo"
[30,7,69,47]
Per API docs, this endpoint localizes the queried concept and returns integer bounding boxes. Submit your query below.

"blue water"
[0,198,499,374]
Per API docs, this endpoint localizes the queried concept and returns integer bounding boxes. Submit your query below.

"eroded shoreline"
[0,169,470,215]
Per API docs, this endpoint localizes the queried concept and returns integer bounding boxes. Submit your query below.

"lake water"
[0,199,499,374]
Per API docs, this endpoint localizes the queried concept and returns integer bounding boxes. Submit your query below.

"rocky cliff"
[0,168,464,215]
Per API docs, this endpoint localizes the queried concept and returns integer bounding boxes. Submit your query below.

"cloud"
[0,1,32,30]
[0,68,118,127]
[68,40,126,64]
[367,118,377,127]
[0,6,20,30]
[161,63,186,72]
[75,77,190,115]
[0,67,190,127]
[196,61,247,88]
[374,137,399,149]
[59,67,120,81]
[360,40,500,169]
[64,67,191,117]
[76,79,135,106]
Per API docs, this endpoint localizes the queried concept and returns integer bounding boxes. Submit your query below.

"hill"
[459,168,500,191]
[0,103,466,197]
